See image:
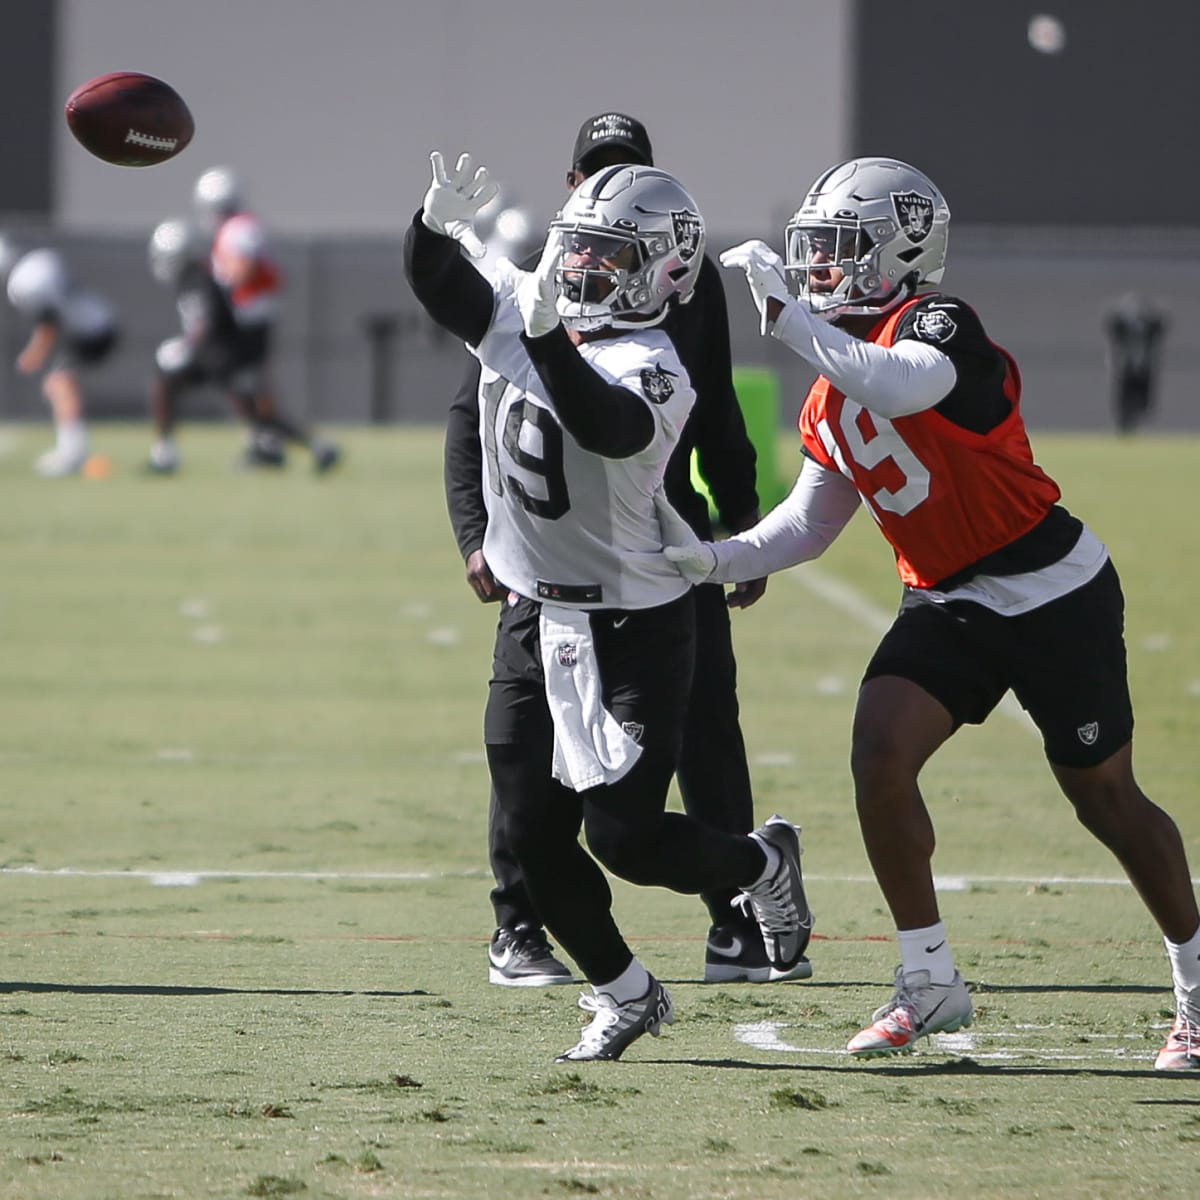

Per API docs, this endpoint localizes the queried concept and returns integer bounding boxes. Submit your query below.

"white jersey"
[473,280,695,611]
[6,249,114,338]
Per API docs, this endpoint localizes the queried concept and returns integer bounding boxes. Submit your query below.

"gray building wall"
[0,2,1195,432]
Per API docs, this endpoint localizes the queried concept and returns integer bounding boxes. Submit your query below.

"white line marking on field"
[155,748,195,762]
[178,598,210,620]
[753,752,796,767]
[0,866,489,882]
[191,625,226,644]
[733,1021,1153,1064]
[425,627,461,646]
[783,564,1037,733]
[1141,633,1171,652]
[1,867,1173,887]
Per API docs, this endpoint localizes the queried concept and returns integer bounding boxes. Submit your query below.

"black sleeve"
[520,326,655,458]
[669,256,760,531]
[402,212,494,347]
[893,294,1012,435]
[443,355,487,561]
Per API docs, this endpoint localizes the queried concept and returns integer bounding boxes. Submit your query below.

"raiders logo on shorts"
[640,364,677,404]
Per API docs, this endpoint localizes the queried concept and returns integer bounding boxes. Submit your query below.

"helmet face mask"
[784,157,949,320]
[549,165,704,332]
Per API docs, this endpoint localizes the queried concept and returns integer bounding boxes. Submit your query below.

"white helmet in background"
[6,248,70,313]
[785,157,950,319]
[148,217,207,284]
[193,165,243,230]
[548,164,705,332]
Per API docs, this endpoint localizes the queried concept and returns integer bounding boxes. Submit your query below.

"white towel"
[539,603,642,792]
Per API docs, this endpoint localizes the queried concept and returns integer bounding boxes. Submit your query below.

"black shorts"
[52,328,117,371]
[484,592,695,765]
[862,559,1133,767]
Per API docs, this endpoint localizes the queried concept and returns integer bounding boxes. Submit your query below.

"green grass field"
[1,422,1199,1200]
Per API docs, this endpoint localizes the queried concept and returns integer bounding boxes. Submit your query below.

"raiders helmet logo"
[557,643,578,668]
[640,364,677,404]
[892,190,934,243]
[671,209,702,261]
[1077,721,1099,746]
[913,309,957,343]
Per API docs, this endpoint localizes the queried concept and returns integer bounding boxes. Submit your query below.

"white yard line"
[0,865,1140,886]
[734,1020,1154,1064]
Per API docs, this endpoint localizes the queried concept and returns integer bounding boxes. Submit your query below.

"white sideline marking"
[783,563,1038,733]
[734,1020,1153,1063]
[0,866,1159,887]
[0,866,488,882]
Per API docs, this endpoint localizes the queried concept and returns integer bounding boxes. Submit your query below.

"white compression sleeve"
[772,298,957,417]
[709,456,862,583]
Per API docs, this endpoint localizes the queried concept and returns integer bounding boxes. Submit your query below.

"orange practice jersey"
[798,295,1061,588]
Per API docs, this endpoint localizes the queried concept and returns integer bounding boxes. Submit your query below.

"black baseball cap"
[571,112,654,171]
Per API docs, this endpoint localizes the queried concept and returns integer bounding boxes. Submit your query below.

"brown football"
[65,71,194,167]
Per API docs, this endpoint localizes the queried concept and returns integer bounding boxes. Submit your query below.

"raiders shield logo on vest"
[1077,721,1099,746]
[892,190,934,243]
[640,364,677,404]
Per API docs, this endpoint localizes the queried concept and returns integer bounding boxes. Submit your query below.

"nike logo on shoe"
[915,995,948,1033]
[489,946,514,969]
[707,936,745,960]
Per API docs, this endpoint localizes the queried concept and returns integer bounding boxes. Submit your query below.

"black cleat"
[488,923,573,987]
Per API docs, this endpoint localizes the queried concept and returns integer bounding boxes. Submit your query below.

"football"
[65,71,194,167]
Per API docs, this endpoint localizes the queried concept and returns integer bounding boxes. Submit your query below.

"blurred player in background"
[188,166,340,472]
[665,155,1200,1069]
[1105,292,1168,434]
[443,113,785,990]
[1,239,117,477]
[408,151,811,1061]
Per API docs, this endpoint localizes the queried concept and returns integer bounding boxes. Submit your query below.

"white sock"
[1164,922,1200,1008]
[57,420,88,458]
[594,957,651,1006]
[746,837,781,889]
[897,921,957,985]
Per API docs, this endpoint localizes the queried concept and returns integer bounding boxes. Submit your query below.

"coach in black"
[443,112,808,987]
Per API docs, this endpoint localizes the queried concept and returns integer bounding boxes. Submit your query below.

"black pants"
[484,593,763,984]
[488,581,755,931]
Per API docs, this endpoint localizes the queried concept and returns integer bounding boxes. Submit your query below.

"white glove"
[719,239,790,334]
[421,151,500,259]
[663,543,718,585]
[494,231,561,338]
[654,489,718,584]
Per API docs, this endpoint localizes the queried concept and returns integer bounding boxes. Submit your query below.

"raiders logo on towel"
[914,308,957,343]
[671,209,702,261]
[892,189,934,243]
[640,364,677,404]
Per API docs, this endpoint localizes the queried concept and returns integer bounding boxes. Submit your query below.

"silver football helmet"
[193,165,242,230]
[148,217,207,285]
[784,157,950,319]
[549,165,705,332]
